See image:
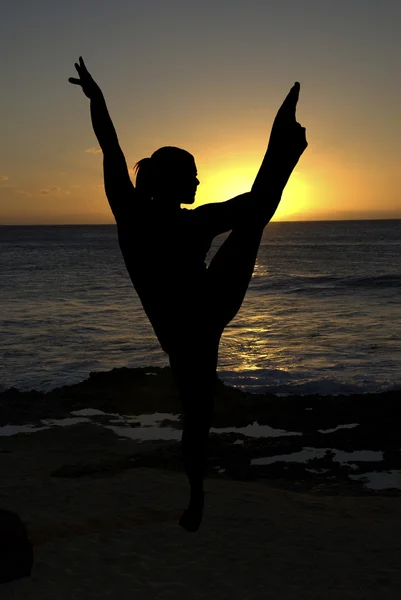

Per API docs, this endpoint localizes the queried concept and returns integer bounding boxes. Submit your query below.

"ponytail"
[134,157,153,197]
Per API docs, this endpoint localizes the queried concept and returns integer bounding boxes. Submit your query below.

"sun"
[195,165,254,206]
[273,171,311,221]
[195,163,311,221]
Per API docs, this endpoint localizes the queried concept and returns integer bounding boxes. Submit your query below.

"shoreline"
[3,366,399,399]
[1,364,400,417]
[1,366,400,497]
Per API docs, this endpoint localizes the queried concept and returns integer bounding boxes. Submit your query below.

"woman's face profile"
[160,157,200,205]
[179,160,200,204]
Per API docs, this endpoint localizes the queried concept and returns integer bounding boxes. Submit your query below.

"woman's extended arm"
[193,83,307,236]
[69,57,136,222]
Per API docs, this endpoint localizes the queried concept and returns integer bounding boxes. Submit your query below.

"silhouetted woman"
[69,57,307,531]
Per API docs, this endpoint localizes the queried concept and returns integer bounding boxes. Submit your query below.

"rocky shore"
[2,366,401,598]
[1,366,400,496]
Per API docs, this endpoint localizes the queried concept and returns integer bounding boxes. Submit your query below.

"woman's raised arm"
[69,57,136,222]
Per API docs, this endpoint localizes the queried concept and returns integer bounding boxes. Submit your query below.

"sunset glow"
[0,1,399,224]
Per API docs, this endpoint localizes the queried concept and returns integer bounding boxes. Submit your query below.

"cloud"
[0,175,9,181]
[40,185,70,196]
[14,189,32,197]
[0,182,32,196]
[85,147,102,154]
[40,185,59,195]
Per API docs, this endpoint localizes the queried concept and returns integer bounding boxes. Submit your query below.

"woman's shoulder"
[180,207,202,225]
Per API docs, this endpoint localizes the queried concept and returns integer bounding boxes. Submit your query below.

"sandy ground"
[1,422,401,599]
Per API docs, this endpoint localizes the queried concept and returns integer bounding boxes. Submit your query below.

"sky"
[0,0,399,224]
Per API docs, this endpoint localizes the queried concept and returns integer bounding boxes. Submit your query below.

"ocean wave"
[228,380,401,397]
[340,274,401,289]
[251,273,401,294]
[218,369,401,396]
[2,371,400,397]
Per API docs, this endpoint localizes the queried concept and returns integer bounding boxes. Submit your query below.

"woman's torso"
[117,205,214,352]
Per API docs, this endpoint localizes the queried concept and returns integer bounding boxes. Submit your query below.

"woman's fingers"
[73,58,91,82]
[69,58,88,87]
[79,57,90,75]
[74,59,86,72]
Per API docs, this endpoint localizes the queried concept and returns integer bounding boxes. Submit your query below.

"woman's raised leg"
[206,220,266,333]
[205,83,309,331]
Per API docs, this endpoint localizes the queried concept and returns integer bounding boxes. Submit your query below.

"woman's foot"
[179,489,204,532]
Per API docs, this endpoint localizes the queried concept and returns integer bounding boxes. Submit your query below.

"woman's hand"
[268,82,308,166]
[68,57,102,100]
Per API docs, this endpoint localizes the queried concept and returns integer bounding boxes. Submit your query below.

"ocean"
[1,220,400,395]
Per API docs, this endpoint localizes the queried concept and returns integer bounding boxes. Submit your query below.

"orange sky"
[0,1,399,224]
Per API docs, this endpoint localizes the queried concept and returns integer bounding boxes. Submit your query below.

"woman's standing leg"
[169,223,266,532]
[169,336,219,532]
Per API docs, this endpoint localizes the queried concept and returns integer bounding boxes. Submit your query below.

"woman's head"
[134,146,199,206]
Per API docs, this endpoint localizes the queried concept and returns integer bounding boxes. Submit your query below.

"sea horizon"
[1,217,401,227]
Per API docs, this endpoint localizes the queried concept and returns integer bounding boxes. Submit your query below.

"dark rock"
[0,510,33,584]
